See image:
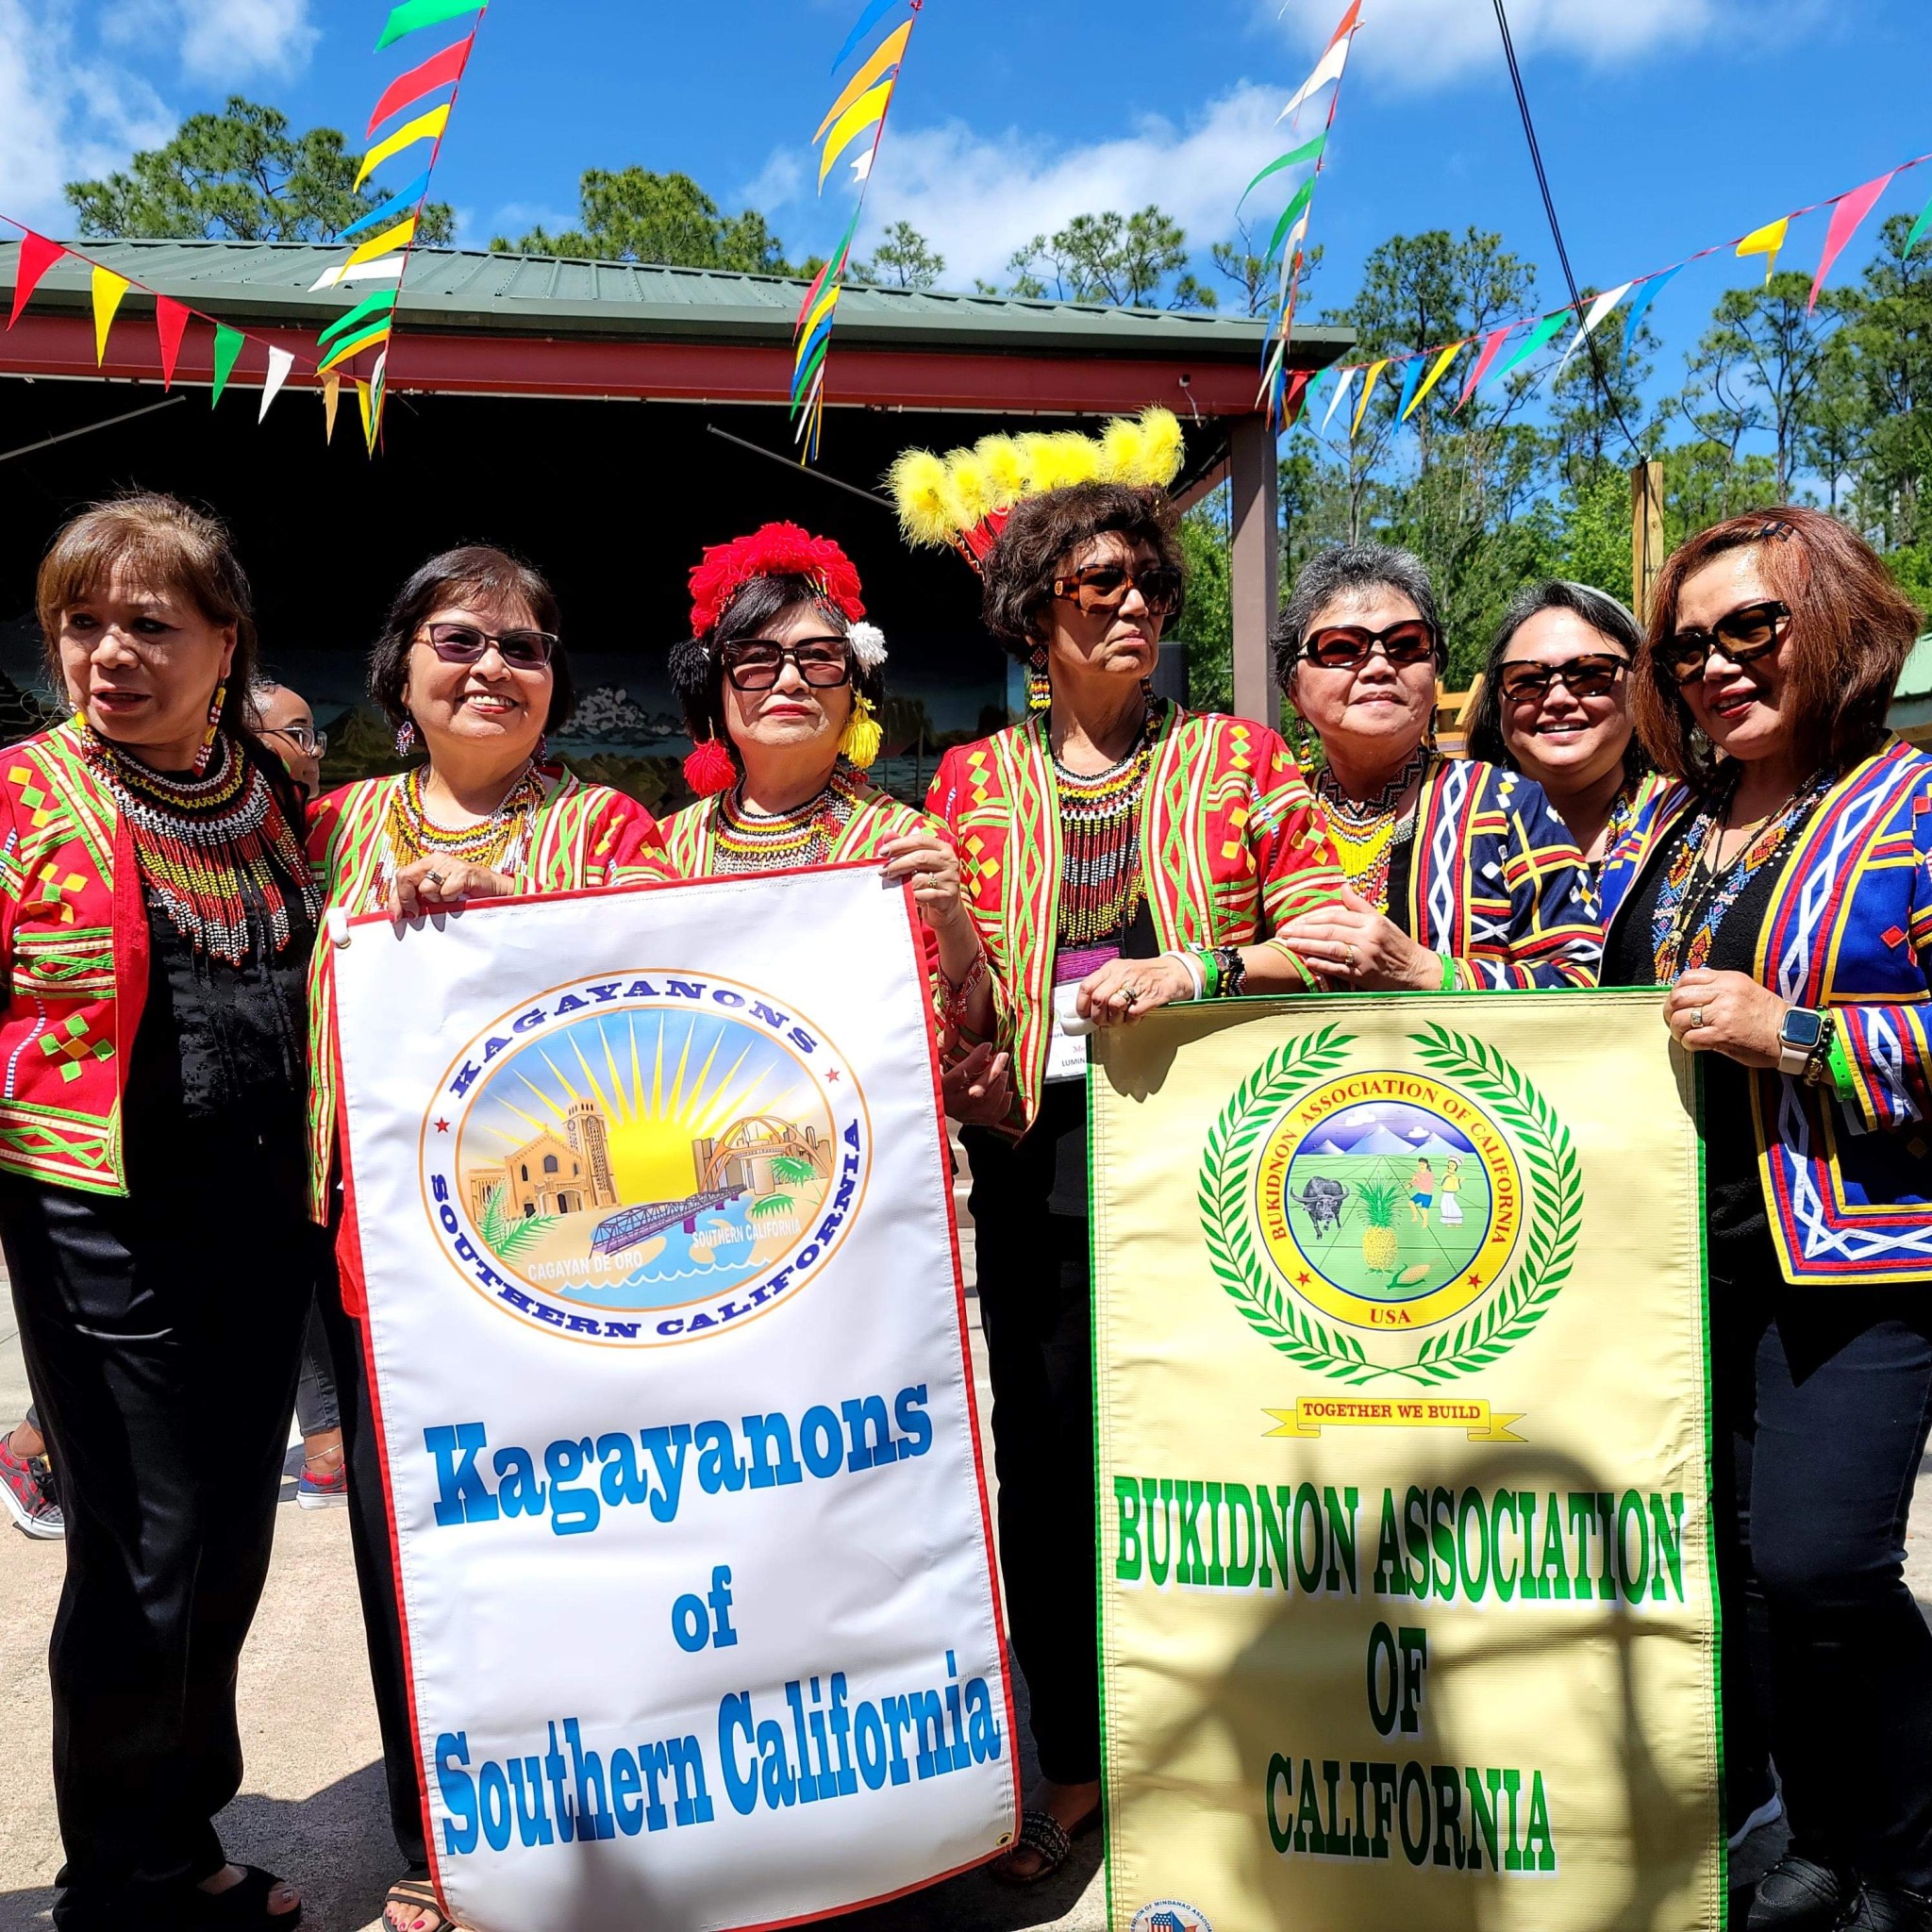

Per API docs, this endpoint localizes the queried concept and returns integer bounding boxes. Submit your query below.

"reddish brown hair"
[1631,505,1924,788]
[36,492,260,740]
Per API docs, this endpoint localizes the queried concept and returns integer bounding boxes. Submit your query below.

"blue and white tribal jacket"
[1599,738,1932,1287]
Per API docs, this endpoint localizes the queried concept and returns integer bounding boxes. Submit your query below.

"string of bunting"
[315,0,491,452]
[2,217,315,419]
[1294,143,1932,439]
[789,0,924,463]
[1243,0,1362,431]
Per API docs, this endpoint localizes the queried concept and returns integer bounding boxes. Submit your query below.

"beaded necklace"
[78,724,318,965]
[1649,767,1832,982]
[712,759,864,874]
[380,761,546,897]
[1315,744,1430,915]
[1054,700,1161,949]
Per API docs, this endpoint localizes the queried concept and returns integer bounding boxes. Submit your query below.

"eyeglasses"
[421,623,558,669]
[1655,600,1789,686]
[1497,654,1630,703]
[265,722,329,757]
[719,637,853,692]
[1301,621,1441,671]
[1051,565,1182,616]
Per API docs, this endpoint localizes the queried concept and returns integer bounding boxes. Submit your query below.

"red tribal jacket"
[928,707,1342,1132]
[0,721,166,1193]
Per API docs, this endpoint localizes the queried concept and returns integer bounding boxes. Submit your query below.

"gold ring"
[1690,1008,1705,1030]
[425,869,445,887]
[1122,982,1142,1003]
[1345,943,1358,979]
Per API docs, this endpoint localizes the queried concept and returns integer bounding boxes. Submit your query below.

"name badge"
[1045,983,1093,1085]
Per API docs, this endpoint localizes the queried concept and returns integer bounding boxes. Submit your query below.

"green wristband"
[1439,954,1458,992]
[1825,1030,1857,1103]
[1196,948,1221,999]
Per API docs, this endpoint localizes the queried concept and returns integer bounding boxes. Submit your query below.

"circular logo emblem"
[1129,1905,1212,1932]
[421,972,868,1346]
[1254,1074,1522,1333]
[1200,1023,1582,1383]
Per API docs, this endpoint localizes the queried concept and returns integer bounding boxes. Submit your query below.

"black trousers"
[0,1128,312,1929]
[1712,1247,1932,1888]
[315,1245,427,1870]
[963,1118,1102,1788]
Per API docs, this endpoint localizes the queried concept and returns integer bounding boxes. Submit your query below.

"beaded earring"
[535,732,550,767]
[839,692,882,770]
[1026,648,1052,713]
[194,677,226,775]
[394,718,417,757]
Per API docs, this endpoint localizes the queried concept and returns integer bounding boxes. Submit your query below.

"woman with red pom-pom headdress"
[663,523,1001,1085]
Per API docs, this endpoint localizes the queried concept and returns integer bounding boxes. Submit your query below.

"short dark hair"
[369,545,575,733]
[1272,541,1444,689]
[1464,578,1648,776]
[668,574,885,768]
[979,482,1183,658]
[1630,505,1923,788]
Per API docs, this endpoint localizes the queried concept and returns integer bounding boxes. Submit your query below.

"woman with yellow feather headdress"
[890,408,1346,1883]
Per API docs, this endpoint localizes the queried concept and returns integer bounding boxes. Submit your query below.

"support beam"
[1631,459,1665,626]
[1229,412,1280,728]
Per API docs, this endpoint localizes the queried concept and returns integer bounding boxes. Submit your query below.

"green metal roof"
[0,238,1355,364]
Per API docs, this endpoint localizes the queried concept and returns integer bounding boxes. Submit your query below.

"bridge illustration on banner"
[591,1186,747,1258]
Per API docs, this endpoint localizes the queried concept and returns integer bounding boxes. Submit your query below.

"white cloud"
[837,85,1291,289]
[104,0,317,80]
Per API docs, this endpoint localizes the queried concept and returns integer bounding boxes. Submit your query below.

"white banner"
[331,866,1018,1932]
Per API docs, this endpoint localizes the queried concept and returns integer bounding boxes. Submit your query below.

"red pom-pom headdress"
[688,522,866,641]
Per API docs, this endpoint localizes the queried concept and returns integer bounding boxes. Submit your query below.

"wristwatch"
[1776,1006,1828,1078]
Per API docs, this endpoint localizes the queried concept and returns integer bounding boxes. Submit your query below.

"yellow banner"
[1091,991,1719,1932]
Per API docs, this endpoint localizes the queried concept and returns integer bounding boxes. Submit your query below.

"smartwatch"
[1777,1006,1827,1078]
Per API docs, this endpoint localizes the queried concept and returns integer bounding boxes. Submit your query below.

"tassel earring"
[535,732,550,767]
[394,718,417,758]
[839,692,882,771]
[683,734,737,797]
[194,677,226,775]
[1026,648,1052,713]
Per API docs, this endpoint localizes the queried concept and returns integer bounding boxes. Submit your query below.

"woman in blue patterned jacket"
[1269,542,1601,991]
[1600,507,1932,1928]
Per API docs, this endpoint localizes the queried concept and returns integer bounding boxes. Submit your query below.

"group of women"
[5,436,1931,1932]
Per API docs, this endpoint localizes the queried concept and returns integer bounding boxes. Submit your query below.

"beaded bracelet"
[940,950,989,1028]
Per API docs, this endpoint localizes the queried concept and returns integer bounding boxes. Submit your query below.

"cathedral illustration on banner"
[466,1096,620,1223]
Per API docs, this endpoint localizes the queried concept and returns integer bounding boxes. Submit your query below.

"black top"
[1384,822,1417,939]
[125,881,315,1165]
[1603,816,1786,1263]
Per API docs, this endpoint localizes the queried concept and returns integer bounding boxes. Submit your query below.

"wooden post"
[1631,459,1665,626]
[1230,412,1280,728]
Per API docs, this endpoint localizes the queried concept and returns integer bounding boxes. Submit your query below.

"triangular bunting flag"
[1737,217,1789,285]
[1908,191,1932,258]
[210,325,245,405]
[367,34,473,137]
[1406,341,1465,421]
[1490,307,1572,387]
[1810,172,1894,309]
[258,346,295,422]
[356,378,375,448]
[322,374,341,443]
[1623,267,1680,354]
[1278,31,1350,125]
[376,0,478,52]
[341,172,431,242]
[1321,364,1358,433]
[354,105,449,191]
[816,20,911,141]
[8,232,65,329]
[1279,366,1314,429]
[1457,325,1515,409]
[155,297,192,390]
[1351,358,1389,436]
[1552,282,1632,384]
[1393,354,1424,425]
[90,267,131,365]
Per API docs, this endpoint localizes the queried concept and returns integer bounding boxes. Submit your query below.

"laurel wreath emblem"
[1197,1020,1583,1386]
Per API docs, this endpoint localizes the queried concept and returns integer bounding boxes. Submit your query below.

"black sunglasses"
[422,623,557,669]
[1051,564,1182,616]
[1656,600,1789,686]
[720,637,853,692]
[1301,620,1441,671]
[1497,653,1630,702]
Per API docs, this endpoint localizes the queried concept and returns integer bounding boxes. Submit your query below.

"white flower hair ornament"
[846,621,888,669]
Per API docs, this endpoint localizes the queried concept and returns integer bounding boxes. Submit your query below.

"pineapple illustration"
[1356,1178,1402,1274]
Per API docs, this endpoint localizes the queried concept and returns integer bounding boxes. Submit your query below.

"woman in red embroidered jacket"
[900,414,1343,1883]
[0,496,312,1931]
[1601,508,1932,1925]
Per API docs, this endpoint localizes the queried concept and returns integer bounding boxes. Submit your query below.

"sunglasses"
[1301,620,1441,672]
[1497,653,1629,703]
[720,637,853,692]
[1656,600,1789,686]
[422,623,557,669]
[1051,564,1182,617]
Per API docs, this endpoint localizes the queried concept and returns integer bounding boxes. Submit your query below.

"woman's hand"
[1274,887,1442,991]
[942,1042,1012,1124]
[1664,968,1789,1069]
[390,858,516,922]
[1076,954,1196,1026]
[880,830,973,939]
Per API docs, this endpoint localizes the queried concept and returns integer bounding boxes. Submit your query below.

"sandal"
[189,1867,302,1929]
[991,1806,1098,1886]
[385,1874,463,1932]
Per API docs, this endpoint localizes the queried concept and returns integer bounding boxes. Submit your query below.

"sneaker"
[1729,1788,1787,1852]
[0,1432,64,1539]
[1748,1853,1852,1931]
[296,1461,347,1510]
[1843,1885,1932,1931]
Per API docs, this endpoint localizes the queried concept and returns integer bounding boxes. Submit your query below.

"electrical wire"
[1490,0,1646,465]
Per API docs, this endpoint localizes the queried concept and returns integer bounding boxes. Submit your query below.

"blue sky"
[3,1,1927,361]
